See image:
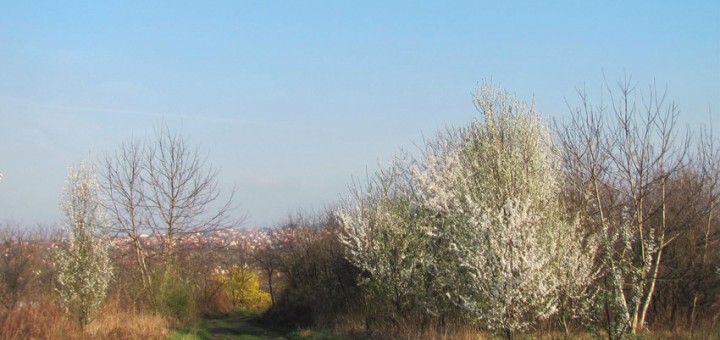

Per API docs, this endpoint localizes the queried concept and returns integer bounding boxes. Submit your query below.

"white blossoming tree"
[414,85,595,337]
[338,84,596,338]
[56,161,113,329]
[337,154,439,321]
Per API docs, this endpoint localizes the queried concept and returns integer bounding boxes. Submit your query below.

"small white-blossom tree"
[337,154,439,321]
[56,161,113,329]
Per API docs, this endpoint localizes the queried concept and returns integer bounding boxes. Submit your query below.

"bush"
[153,267,198,325]
[263,216,363,329]
[212,264,272,313]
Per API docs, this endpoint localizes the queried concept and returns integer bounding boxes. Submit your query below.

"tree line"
[292,78,719,338]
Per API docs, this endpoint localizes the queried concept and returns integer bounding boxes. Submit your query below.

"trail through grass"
[170,312,285,340]
[204,312,284,339]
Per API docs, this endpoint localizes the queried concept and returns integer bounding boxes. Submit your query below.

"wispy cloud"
[0,96,164,118]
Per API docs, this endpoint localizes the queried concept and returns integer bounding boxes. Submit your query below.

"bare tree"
[690,126,720,330]
[103,125,239,271]
[144,126,237,260]
[253,236,282,306]
[557,76,691,335]
[103,137,152,290]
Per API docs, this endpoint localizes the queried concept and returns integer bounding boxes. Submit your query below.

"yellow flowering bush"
[212,265,271,313]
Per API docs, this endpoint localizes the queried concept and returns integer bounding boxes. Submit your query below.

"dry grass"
[330,315,490,340]
[0,296,169,340]
[0,298,79,340]
[85,298,169,339]
[401,326,489,340]
[331,316,718,340]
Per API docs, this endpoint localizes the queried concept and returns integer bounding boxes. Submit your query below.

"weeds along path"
[203,313,285,340]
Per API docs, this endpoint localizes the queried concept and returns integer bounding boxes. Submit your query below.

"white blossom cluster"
[337,161,435,315]
[56,162,113,327]
[337,84,596,335]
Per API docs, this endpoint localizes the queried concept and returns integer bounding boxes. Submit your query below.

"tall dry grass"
[391,322,489,340]
[328,314,490,340]
[0,298,77,340]
[0,295,169,340]
[85,298,169,339]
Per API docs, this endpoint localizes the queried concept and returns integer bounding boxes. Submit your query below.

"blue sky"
[1,1,718,228]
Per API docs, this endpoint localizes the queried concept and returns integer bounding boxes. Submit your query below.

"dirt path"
[203,313,285,340]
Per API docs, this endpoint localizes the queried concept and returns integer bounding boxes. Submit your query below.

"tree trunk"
[133,235,152,290]
[639,243,663,330]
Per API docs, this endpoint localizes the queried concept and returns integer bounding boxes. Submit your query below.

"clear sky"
[1,1,718,228]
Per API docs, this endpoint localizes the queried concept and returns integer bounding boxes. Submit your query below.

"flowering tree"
[338,84,596,337]
[337,155,438,321]
[56,162,113,329]
[414,85,595,337]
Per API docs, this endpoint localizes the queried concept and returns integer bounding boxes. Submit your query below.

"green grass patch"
[170,311,287,339]
[286,329,343,340]
[168,325,211,340]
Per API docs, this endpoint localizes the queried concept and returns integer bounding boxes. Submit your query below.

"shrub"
[263,216,363,329]
[212,264,271,313]
[55,162,114,329]
[153,266,197,325]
